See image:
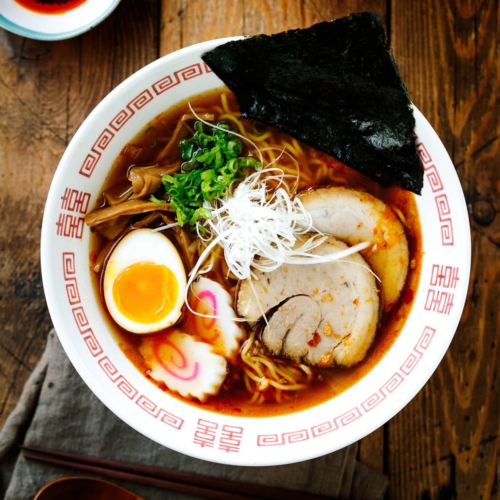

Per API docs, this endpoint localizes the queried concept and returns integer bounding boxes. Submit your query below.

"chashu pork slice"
[237,237,380,368]
[299,186,409,312]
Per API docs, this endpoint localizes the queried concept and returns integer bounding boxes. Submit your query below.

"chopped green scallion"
[161,121,262,229]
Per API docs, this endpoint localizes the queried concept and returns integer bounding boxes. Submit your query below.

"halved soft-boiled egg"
[103,228,186,334]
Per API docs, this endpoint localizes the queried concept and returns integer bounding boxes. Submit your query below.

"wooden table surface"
[0,1,498,498]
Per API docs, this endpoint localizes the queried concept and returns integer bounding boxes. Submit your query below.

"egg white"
[103,228,187,334]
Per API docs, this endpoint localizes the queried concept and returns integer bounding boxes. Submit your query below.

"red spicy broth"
[14,0,87,15]
[89,89,422,418]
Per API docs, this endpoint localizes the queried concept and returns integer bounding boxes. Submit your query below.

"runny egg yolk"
[112,262,178,324]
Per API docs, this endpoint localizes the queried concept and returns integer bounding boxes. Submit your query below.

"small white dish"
[41,37,471,466]
[0,0,120,41]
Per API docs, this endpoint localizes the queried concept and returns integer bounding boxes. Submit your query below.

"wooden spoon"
[34,476,145,500]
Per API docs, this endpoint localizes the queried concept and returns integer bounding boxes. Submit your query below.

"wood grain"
[1,1,498,498]
[160,0,386,56]
[0,0,159,432]
[389,0,500,498]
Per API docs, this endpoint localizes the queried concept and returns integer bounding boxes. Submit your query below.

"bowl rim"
[41,36,471,466]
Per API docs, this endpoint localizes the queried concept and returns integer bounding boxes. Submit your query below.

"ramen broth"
[89,89,422,417]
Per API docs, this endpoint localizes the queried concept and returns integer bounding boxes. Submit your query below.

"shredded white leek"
[152,222,178,232]
[197,168,369,281]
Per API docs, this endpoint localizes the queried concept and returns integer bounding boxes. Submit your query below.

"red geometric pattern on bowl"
[63,253,80,304]
[98,356,139,400]
[79,128,115,178]
[424,264,460,315]
[71,305,90,332]
[424,164,443,193]
[257,429,309,446]
[109,89,154,132]
[310,420,339,437]
[61,251,184,430]
[68,302,104,357]
[135,395,183,430]
[61,188,91,213]
[78,63,209,178]
[56,188,92,240]
[218,425,244,453]
[257,326,436,446]
[435,194,453,245]
[152,63,204,95]
[417,139,454,246]
[193,418,219,448]
[193,419,244,453]
[82,330,103,358]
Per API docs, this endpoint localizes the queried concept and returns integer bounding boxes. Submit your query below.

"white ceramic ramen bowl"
[41,37,471,466]
[0,0,120,41]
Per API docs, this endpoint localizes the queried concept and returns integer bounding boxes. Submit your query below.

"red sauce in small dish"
[14,0,87,15]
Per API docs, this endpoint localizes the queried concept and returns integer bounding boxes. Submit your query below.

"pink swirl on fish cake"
[190,289,220,342]
[152,333,199,381]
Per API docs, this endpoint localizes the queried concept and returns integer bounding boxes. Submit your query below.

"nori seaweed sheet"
[202,11,423,194]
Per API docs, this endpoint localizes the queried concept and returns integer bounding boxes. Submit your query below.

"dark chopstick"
[21,445,338,500]
[23,451,247,500]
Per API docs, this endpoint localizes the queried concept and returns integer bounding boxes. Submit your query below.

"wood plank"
[0,31,71,430]
[389,0,500,498]
[160,0,386,54]
[0,0,160,431]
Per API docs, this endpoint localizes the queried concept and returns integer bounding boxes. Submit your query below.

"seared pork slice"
[263,296,321,361]
[300,187,409,312]
[238,237,379,367]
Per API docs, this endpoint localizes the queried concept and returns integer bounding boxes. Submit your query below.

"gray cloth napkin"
[0,330,388,500]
